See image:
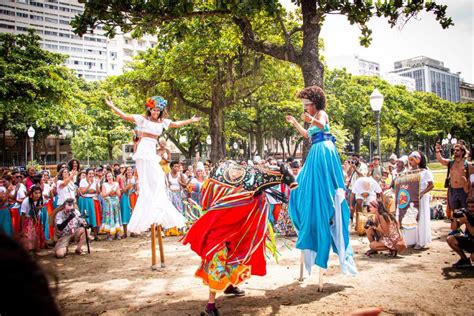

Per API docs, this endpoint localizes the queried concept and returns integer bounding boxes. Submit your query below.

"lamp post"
[369,88,384,158]
[233,142,239,159]
[27,126,35,163]
[206,135,212,160]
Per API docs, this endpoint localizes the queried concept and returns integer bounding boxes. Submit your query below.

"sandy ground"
[37,220,473,315]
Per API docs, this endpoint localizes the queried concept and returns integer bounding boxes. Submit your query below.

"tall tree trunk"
[353,127,361,153]
[300,1,324,162]
[293,137,303,158]
[255,125,264,157]
[209,91,225,162]
[279,139,285,160]
[395,127,402,157]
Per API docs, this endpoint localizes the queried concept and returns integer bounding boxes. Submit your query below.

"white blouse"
[133,114,171,136]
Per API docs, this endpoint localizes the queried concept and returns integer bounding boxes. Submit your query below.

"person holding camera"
[54,198,87,258]
[365,200,405,257]
[446,197,474,268]
[346,154,368,219]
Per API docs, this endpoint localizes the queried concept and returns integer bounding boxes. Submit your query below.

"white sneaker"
[414,244,422,250]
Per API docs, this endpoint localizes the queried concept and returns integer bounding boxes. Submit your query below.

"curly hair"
[146,108,169,120]
[296,85,326,111]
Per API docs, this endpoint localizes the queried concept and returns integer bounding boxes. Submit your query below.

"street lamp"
[27,126,35,162]
[206,135,212,159]
[369,88,384,158]
[232,142,239,159]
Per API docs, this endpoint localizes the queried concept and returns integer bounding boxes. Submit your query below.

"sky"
[280,0,474,83]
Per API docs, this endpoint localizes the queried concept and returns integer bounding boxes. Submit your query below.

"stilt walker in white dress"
[105,95,201,266]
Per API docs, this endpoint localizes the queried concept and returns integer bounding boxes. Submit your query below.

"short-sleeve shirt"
[419,169,434,191]
[12,184,27,208]
[79,178,98,198]
[352,176,382,204]
[57,180,76,205]
[55,209,82,238]
[103,182,119,196]
[132,114,171,136]
[349,163,368,190]
[20,197,42,218]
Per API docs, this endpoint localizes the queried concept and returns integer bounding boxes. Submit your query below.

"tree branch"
[168,81,212,115]
[232,16,301,65]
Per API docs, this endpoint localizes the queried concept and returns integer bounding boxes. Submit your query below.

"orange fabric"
[10,207,21,234]
[130,192,137,210]
[46,200,55,238]
[272,204,282,223]
[94,199,102,227]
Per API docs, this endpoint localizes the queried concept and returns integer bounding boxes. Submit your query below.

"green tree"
[0,30,81,164]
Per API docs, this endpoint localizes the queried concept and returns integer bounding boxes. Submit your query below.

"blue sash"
[311,132,336,145]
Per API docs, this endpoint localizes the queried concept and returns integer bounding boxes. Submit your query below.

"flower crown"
[145,96,167,111]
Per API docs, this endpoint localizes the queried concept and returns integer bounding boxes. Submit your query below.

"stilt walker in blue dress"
[286,86,357,283]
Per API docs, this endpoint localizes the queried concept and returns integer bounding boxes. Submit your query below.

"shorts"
[449,188,467,210]
[455,235,474,253]
[54,229,84,250]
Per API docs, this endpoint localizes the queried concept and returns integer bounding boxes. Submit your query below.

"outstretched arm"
[286,115,308,138]
[435,143,449,166]
[169,116,201,128]
[302,111,328,129]
[104,97,135,123]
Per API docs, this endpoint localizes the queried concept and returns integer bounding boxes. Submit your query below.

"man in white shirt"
[351,176,382,213]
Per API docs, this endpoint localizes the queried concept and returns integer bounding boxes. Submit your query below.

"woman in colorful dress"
[286,85,357,275]
[20,185,45,251]
[0,178,13,236]
[101,171,122,240]
[188,162,207,207]
[40,171,54,241]
[365,199,404,257]
[78,168,100,240]
[104,95,200,234]
[120,166,137,238]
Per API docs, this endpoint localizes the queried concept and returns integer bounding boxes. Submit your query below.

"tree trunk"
[209,84,225,162]
[395,128,402,157]
[293,137,303,158]
[255,125,264,158]
[107,136,113,161]
[279,139,285,160]
[300,1,324,161]
[285,137,291,159]
[353,127,361,153]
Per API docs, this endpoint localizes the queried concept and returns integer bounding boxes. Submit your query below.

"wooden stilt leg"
[318,267,324,292]
[156,225,165,268]
[298,251,304,282]
[150,224,157,271]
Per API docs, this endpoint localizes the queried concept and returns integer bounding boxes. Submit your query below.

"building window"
[0,9,15,16]
[45,17,58,23]
[0,23,15,30]
[16,12,28,18]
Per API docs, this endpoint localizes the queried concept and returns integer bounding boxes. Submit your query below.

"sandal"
[388,250,398,257]
[365,249,377,257]
[75,249,83,255]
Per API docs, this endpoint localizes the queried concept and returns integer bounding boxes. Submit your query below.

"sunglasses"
[16,175,22,178]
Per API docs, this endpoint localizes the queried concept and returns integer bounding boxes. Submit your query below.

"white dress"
[127,115,186,233]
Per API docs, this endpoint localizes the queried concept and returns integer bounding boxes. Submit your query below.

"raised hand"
[302,112,314,123]
[286,115,296,124]
[104,97,114,108]
[191,116,202,123]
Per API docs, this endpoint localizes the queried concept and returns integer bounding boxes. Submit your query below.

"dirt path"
[38,220,473,315]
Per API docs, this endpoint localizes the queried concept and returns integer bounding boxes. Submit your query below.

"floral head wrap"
[409,151,421,164]
[145,96,167,111]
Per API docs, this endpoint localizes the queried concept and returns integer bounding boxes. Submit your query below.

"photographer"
[54,198,87,258]
[365,200,404,257]
[446,197,474,268]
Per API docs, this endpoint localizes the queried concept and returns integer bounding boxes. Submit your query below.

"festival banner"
[394,172,421,227]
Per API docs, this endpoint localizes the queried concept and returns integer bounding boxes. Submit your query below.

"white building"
[382,73,416,91]
[326,54,380,77]
[0,0,156,81]
[391,56,460,102]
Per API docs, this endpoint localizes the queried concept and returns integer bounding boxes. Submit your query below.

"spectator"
[368,155,384,182]
[365,200,405,257]
[56,168,77,206]
[78,168,100,240]
[346,153,369,220]
[388,153,398,173]
[446,197,474,268]
[20,185,45,252]
[25,166,36,190]
[436,143,469,215]
[54,198,87,258]
[101,171,122,241]
[350,176,382,228]
[290,160,301,177]
[0,179,13,236]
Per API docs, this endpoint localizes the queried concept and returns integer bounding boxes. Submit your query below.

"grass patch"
[427,162,447,171]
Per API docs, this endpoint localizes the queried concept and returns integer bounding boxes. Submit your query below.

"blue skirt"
[0,206,13,237]
[40,206,50,240]
[289,137,357,275]
[78,196,98,227]
[120,192,133,225]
